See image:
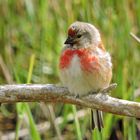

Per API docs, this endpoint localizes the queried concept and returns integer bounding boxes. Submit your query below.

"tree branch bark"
[0,83,140,118]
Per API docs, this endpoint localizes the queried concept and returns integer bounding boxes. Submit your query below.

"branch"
[130,32,140,44]
[0,83,140,118]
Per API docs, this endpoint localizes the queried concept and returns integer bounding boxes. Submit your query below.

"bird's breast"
[59,48,99,72]
[59,48,112,95]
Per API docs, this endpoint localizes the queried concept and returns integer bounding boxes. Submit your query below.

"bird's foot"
[88,90,99,95]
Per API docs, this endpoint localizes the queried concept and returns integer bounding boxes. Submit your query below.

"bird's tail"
[91,109,104,131]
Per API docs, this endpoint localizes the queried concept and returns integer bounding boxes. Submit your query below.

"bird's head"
[64,21,101,49]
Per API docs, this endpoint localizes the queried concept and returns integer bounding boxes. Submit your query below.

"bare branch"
[130,32,140,44]
[0,84,140,118]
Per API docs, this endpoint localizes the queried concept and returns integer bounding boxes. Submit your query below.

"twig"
[130,32,140,44]
[100,83,117,93]
[0,84,140,118]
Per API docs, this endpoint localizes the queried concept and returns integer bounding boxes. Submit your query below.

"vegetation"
[0,0,140,139]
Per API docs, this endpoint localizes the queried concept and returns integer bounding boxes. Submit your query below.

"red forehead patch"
[68,27,77,37]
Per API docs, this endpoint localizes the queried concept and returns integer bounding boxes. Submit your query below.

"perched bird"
[59,21,112,131]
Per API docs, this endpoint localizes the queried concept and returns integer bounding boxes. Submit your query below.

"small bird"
[59,21,112,131]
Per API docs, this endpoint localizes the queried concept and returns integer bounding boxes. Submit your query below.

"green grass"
[0,0,140,139]
[72,105,82,140]
[15,54,41,140]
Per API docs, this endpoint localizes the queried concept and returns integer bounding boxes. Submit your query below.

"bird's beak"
[64,36,75,45]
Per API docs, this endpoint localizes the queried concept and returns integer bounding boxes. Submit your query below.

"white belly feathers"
[60,54,95,95]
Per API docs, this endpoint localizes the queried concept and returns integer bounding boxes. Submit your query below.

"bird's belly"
[59,55,101,95]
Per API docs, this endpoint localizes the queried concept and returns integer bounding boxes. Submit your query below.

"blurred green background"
[0,0,140,140]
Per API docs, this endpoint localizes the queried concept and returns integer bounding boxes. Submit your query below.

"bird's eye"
[77,34,82,38]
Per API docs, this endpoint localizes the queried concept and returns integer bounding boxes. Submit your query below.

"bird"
[59,21,112,131]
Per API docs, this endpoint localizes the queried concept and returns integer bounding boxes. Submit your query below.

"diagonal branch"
[0,83,140,118]
[130,32,140,44]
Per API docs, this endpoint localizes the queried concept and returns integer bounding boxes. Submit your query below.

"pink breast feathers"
[59,49,100,72]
